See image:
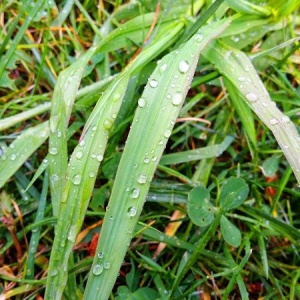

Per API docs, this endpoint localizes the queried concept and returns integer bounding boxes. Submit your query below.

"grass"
[0,0,300,299]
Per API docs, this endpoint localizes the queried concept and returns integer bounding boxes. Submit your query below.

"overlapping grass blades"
[204,41,300,184]
[83,19,231,300]
[45,20,185,299]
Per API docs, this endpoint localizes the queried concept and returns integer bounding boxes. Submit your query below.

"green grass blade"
[0,122,49,188]
[44,21,186,299]
[83,19,231,300]
[48,46,97,215]
[160,135,234,165]
[204,41,300,185]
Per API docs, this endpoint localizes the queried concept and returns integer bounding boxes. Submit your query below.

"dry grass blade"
[83,19,231,300]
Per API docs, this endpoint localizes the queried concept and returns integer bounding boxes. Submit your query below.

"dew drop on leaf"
[178,60,190,74]
[72,174,81,185]
[149,79,158,88]
[92,264,103,275]
[172,91,183,105]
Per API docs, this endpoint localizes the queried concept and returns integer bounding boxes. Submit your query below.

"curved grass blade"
[0,122,49,188]
[204,41,300,185]
[160,135,234,165]
[83,19,231,300]
[45,22,185,299]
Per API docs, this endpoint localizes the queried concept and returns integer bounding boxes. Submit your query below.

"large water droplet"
[149,79,158,88]
[128,206,137,217]
[178,60,190,74]
[245,92,258,102]
[138,98,146,108]
[76,151,83,159]
[72,174,81,185]
[131,188,140,199]
[137,174,147,184]
[93,264,103,275]
[172,91,183,105]
[49,147,58,155]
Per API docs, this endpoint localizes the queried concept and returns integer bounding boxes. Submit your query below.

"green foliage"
[1,0,300,299]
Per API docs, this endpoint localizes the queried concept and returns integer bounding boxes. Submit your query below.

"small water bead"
[57,130,62,138]
[113,93,121,102]
[174,74,179,79]
[91,153,96,159]
[103,262,111,270]
[103,118,113,129]
[93,264,103,275]
[138,98,146,108]
[164,129,171,138]
[97,154,103,162]
[262,101,268,107]
[160,63,168,73]
[89,172,95,178]
[166,93,171,99]
[238,76,246,82]
[149,79,158,88]
[10,154,17,161]
[152,156,157,162]
[131,188,140,199]
[98,252,104,259]
[158,140,164,145]
[137,174,147,184]
[172,91,183,105]
[111,113,117,119]
[72,174,82,185]
[270,118,279,125]
[282,116,290,124]
[128,206,137,217]
[245,92,258,102]
[178,60,190,74]
[79,140,85,147]
[9,144,14,149]
[92,125,97,131]
[76,151,83,159]
[195,33,204,43]
[49,147,58,155]
[143,157,150,164]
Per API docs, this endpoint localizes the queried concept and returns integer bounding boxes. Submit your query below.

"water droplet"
[131,188,140,199]
[159,140,164,145]
[98,252,104,259]
[72,174,81,185]
[92,125,97,131]
[238,76,246,82]
[160,63,167,73]
[138,98,146,107]
[282,116,290,124]
[137,174,147,184]
[195,33,204,43]
[113,93,121,101]
[103,118,113,129]
[93,264,103,275]
[89,172,95,178]
[172,91,183,105]
[97,154,103,162]
[178,60,190,73]
[128,206,137,217]
[245,92,258,102]
[164,129,171,138]
[149,79,158,88]
[9,144,14,149]
[103,262,111,269]
[10,154,17,161]
[57,130,62,138]
[270,118,279,125]
[79,140,85,146]
[152,156,157,161]
[76,151,83,159]
[49,147,58,155]
[143,157,150,164]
